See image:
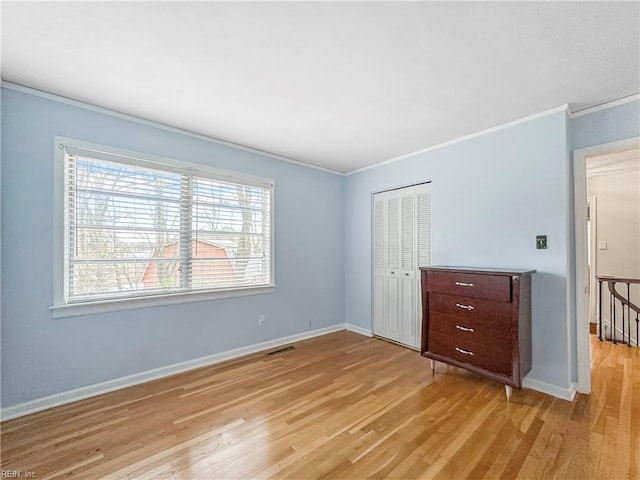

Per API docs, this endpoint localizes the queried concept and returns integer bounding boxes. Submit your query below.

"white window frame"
[51,137,275,318]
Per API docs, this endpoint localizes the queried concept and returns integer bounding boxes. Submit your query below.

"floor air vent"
[267,345,296,355]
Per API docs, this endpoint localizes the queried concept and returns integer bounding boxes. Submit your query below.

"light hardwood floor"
[1,331,638,479]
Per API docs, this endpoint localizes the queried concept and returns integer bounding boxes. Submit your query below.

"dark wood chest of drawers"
[420,266,535,391]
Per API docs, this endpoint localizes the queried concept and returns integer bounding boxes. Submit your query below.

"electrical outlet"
[258,315,265,326]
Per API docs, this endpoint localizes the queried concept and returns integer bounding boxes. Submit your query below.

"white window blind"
[62,144,273,304]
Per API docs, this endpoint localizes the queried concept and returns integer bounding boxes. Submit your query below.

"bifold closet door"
[373,185,431,348]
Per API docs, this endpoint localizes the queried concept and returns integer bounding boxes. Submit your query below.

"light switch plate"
[599,241,607,250]
[536,235,547,249]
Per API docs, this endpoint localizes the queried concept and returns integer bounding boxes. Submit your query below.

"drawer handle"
[455,281,474,287]
[456,303,474,311]
[456,325,475,332]
[455,347,474,356]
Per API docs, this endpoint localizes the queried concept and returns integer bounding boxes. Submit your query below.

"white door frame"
[587,196,598,327]
[573,136,640,394]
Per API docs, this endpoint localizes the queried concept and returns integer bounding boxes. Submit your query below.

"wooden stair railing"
[597,275,640,346]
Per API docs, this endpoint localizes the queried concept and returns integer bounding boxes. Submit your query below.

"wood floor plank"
[2,332,639,479]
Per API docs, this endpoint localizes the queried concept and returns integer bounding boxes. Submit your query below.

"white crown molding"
[522,377,577,401]
[568,93,640,119]
[346,104,570,176]
[6,80,637,178]
[0,80,344,176]
[0,323,374,421]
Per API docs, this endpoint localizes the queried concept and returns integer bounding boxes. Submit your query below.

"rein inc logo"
[1,471,36,478]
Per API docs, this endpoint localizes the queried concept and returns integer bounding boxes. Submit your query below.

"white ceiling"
[2,2,639,173]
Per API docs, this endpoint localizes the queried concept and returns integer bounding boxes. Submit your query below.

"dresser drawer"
[429,312,511,346]
[426,271,511,302]
[428,332,512,376]
[429,292,512,325]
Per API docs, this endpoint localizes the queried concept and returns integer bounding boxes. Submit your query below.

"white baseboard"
[1,323,577,420]
[522,377,577,401]
[1,323,349,421]
[345,323,373,337]
[600,320,638,346]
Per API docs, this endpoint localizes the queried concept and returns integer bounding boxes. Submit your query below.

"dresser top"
[420,266,536,275]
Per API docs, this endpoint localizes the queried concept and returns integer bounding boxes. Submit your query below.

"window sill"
[50,285,275,319]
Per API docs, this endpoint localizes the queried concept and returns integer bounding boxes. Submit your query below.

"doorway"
[574,137,640,394]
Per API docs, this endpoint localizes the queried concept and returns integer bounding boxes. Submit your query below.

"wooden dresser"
[420,266,535,400]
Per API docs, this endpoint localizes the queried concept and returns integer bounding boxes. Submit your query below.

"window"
[53,138,273,315]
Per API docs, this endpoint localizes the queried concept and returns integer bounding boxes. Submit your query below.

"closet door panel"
[415,185,432,269]
[414,185,432,347]
[400,276,416,346]
[373,275,386,337]
[373,194,386,338]
[384,193,401,341]
[399,190,416,346]
[386,195,400,273]
[400,193,415,274]
[386,274,400,341]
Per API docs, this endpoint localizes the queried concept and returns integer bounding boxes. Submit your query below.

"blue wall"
[570,100,640,150]
[0,88,345,407]
[2,87,638,408]
[345,112,573,390]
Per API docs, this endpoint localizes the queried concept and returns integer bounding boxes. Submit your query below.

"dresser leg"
[430,360,435,373]
[505,385,512,402]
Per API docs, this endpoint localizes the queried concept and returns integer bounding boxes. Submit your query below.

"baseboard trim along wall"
[345,324,373,337]
[522,377,577,402]
[0,323,370,421]
[2,323,574,420]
